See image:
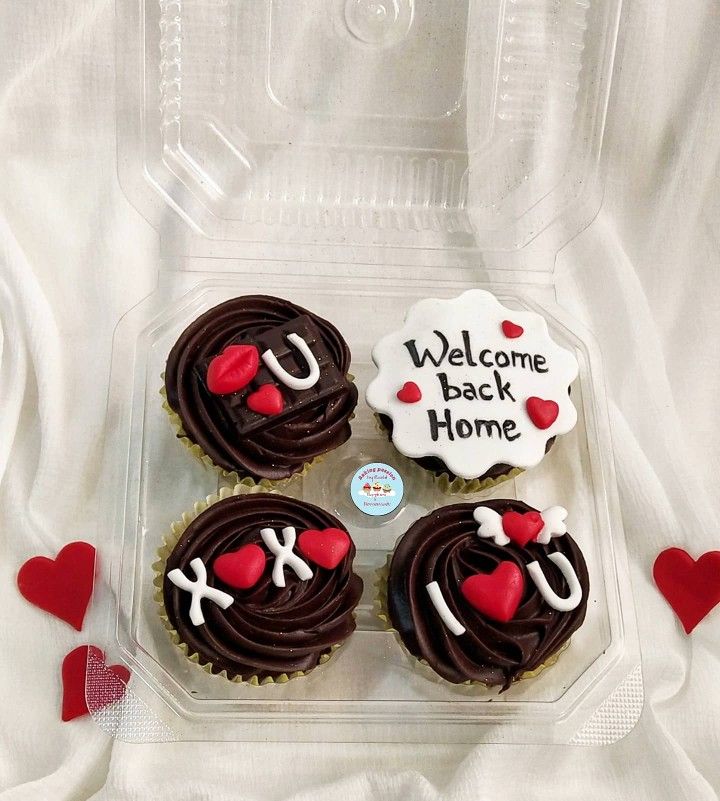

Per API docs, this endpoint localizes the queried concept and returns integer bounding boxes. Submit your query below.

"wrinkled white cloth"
[1,0,719,799]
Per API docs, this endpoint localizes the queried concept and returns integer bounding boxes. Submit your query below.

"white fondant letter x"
[261,526,313,587]
[167,557,234,626]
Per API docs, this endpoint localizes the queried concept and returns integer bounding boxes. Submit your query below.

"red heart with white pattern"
[298,528,351,570]
[502,511,544,547]
[461,562,524,623]
[62,645,130,722]
[247,384,284,416]
[526,397,559,430]
[206,345,259,395]
[213,544,266,590]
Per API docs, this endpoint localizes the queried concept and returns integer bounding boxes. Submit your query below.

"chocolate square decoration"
[196,315,350,436]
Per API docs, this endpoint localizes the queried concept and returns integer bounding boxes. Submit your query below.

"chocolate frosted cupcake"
[164,295,358,483]
[366,290,579,493]
[156,491,363,683]
[382,499,588,689]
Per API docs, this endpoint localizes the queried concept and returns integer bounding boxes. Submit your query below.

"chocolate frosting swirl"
[387,500,589,690]
[163,493,363,680]
[165,295,358,481]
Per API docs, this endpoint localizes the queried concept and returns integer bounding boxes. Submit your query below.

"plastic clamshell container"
[89,0,642,744]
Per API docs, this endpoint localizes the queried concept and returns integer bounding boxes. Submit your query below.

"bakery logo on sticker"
[351,463,403,517]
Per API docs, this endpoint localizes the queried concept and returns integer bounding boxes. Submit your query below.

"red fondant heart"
[61,645,130,722]
[206,345,259,395]
[502,511,544,547]
[298,528,351,570]
[502,320,524,339]
[213,544,266,590]
[246,384,284,416]
[396,381,422,404]
[461,562,524,623]
[17,541,96,631]
[526,397,559,430]
[653,548,720,634]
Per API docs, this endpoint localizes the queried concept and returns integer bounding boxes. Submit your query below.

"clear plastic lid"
[117,0,621,263]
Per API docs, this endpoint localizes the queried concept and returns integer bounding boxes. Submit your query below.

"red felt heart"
[502,511,544,547]
[206,344,259,395]
[298,528,351,570]
[396,381,422,404]
[213,544,266,590]
[61,645,130,722]
[526,396,559,430]
[17,541,96,631]
[653,548,720,634]
[246,384,284,416]
[502,320,524,339]
[461,562,524,623]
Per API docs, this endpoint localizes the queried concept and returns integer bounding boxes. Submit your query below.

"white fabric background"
[1,0,719,799]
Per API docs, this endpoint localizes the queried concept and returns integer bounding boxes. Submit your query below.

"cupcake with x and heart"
[366,290,579,493]
[154,489,363,684]
[163,295,358,485]
[377,499,589,690]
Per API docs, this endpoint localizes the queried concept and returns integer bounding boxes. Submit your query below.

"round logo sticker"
[350,462,404,517]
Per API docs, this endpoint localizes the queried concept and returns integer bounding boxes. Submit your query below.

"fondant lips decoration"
[298,528,351,570]
[17,541,96,631]
[526,397,559,430]
[396,381,422,404]
[213,544,266,590]
[61,645,130,722]
[461,562,524,623]
[247,384,284,416]
[502,511,544,547]
[502,320,524,339]
[653,548,720,634]
[206,344,259,395]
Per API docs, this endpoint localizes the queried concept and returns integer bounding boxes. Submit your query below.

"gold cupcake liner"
[152,482,341,686]
[374,554,566,689]
[160,380,324,490]
[373,414,523,496]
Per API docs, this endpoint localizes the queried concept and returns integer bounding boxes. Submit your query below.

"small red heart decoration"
[62,645,130,722]
[247,384,284,416]
[502,511,544,547]
[298,528,351,570]
[653,548,720,634]
[526,397,559,430]
[502,320,524,339]
[213,544,266,590]
[206,344,259,395]
[17,541,96,631]
[461,562,524,623]
[396,381,422,404]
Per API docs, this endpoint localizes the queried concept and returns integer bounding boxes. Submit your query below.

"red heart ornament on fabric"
[213,544,266,590]
[502,511,544,547]
[206,344,259,395]
[461,562,524,623]
[17,541,96,631]
[526,397,559,430]
[61,645,130,722]
[501,320,524,339]
[246,384,284,416]
[298,528,351,570]
[653,548,720,634]
[396,381,422,404]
